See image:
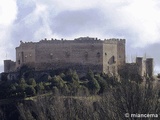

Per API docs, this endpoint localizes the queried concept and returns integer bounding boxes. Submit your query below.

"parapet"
[37,37,103,44]
[74,37,99,41]
[19,40,36,45]
[74,37,102,43]
[18,37,126,46]
[17,40,36,48]
[146,58,153,61]
[104,38,126,44]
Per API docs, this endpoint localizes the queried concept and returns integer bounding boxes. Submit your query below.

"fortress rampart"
[3,37,153,78]
[4,37,126,75]
[125,57,153,77]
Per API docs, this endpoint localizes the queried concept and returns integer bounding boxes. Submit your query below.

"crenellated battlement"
[32,37,103,44]
[19,41,37,47]
[20,40,37,44]
[104,38,126,44]
[74,37,100,41]
[17,41,36,50]
[18,37,125,46]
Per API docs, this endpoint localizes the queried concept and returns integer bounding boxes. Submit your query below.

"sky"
[0,0,160,74]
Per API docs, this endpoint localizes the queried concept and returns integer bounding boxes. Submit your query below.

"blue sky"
[0,0,160,73]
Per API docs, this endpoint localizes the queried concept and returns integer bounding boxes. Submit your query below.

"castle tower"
[16,42,36,69]
[4,60,16,72]
[145,58,153,77]
[103,39,126,75]
[4,60,11,72]
[136,57,143,76]
[117,39,126,65]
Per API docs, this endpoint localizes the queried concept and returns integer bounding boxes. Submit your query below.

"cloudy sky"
[0,0,160,73]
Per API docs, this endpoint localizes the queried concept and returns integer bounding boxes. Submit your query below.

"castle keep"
[3,37,153,77]
[4,37,125,75]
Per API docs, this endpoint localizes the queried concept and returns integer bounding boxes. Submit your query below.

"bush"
[25,86,36,96]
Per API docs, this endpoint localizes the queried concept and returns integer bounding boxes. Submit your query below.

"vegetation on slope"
[0,66,159,120]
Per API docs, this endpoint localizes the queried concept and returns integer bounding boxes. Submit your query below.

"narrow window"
[18,60,20,64]
[112,56,115,63]
[85,51,88,59]
[21,52,24,63]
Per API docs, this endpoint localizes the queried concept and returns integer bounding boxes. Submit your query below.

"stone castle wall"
[3,37,155,79]
[4,37,126,75]
[125,57,153,77]
[34,40,104,73]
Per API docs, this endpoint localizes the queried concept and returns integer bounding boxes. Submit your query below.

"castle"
[3,37,153,78]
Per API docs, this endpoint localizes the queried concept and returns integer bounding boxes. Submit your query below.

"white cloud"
[0,0,18,68]
[53,0,99,11]
[47,0,160,47]
[4,0,160,47]
[120,0,160,47]
[0,0,17,26]
[33,0,100,12]
[100,0,160,47]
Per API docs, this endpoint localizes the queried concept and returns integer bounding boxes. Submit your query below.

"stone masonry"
[4,37,126,75]
[3,37,153,78]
